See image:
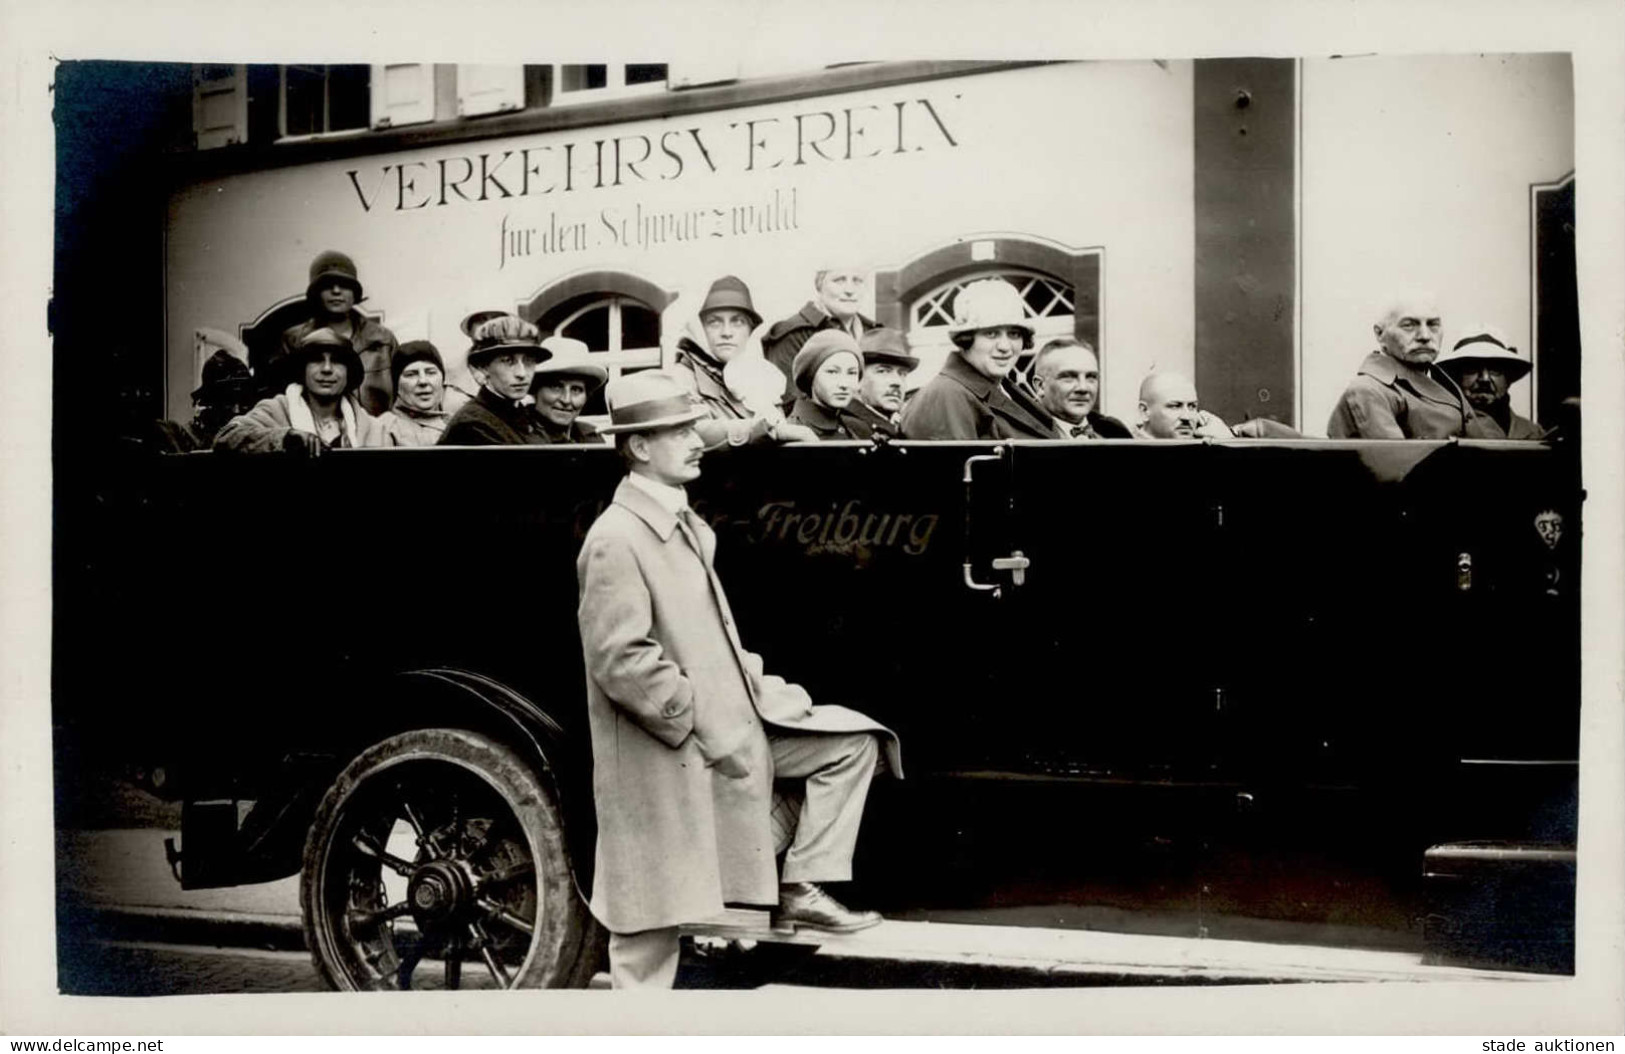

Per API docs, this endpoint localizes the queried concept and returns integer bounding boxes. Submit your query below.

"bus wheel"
[300,728,596,990]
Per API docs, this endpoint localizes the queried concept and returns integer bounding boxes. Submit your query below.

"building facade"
[104,57,1576,432]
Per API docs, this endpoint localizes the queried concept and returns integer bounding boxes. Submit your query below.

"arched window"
[522,271,676,416]
[908,269,1078,387]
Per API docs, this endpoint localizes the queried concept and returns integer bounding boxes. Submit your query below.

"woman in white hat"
[1434,327,1545,440]
[898,279,1054,440]
[529,336,610,444]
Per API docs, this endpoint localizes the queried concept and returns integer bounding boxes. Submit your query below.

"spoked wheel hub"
[407,860,475,927]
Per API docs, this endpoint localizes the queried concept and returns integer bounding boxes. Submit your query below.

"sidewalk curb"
[63,902,308,954]
[61,902,1549,987]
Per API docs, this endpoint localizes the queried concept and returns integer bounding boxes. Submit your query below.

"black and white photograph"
[3,0,1623,1039]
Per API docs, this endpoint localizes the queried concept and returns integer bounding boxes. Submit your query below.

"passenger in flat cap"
[839,327,917,440]
[214,326,390,454]
[438,315,558,446]
[274,250,400,416]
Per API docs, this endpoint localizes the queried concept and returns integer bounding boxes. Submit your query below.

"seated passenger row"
[207,253,1548,454]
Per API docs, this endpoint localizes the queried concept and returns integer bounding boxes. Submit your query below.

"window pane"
[560,304,610,350]
[328,64,371,131]
[625,64,667,85]
[620,303,660,349]
[559,64,607,92]
[284,66,324,137]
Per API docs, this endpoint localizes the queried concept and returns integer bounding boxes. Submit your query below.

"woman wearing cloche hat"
[785,330,864,439]
[668,275,818,448]
[275,250,401,417]
[214,326,390,454]
[378,340,454,447]
[898,278,1054,439]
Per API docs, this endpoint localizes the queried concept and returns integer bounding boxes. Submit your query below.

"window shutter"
[370,63,434,129]
[667,59,738,90]
[456,65,525,117]
[193,64,248,149]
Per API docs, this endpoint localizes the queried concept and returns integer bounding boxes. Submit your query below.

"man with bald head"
[1136,370,1232,439]
[1326,296,1483,439]
[1030,337,1134,438]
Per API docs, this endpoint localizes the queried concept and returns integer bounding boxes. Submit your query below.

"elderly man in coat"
[576,370,901,989]
[1326,294,1491,439]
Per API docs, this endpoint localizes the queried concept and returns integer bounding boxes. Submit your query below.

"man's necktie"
[675,507,705,559]
[1070,423,1093,438]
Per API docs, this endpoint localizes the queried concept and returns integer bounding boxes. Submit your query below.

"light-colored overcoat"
[576,477,900,934]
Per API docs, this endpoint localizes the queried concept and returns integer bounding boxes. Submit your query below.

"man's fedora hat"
[696,275,762,329]
[858,327,919,372]
[532,335,610,392]
[1436,327,1532,384]
[466,314,550,368]
[597,370,708,434]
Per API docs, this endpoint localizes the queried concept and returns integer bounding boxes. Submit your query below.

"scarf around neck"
[285,383,357,447]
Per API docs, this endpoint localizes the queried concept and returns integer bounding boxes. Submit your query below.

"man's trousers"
[606,729,880,988]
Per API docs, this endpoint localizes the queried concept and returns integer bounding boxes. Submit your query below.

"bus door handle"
[991,551,1030,586]
[963,447,1010,596]
[964,550,1031,594]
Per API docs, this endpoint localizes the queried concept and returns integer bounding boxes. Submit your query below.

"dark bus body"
[54,437,1581,987]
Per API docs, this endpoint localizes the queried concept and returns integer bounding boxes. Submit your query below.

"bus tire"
[300,727,593,990]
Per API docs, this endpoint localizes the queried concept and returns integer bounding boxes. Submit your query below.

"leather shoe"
[774,882,882,933]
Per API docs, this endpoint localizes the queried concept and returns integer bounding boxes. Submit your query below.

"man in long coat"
[1326,295,1493,439]
[576,370,901,988]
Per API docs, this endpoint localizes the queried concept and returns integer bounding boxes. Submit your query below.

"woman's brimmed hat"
[466,314,549,368]
[288,327,365,393]
[1435,327,1532,385]
[696,275,762,329]
[948,279,1034,348]
[597,370,708,434]
[531,335,609,392]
